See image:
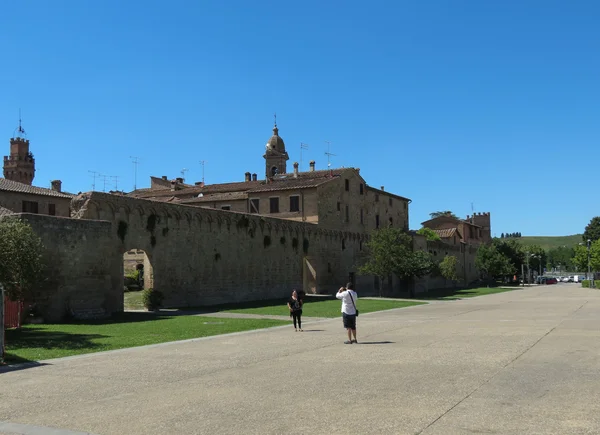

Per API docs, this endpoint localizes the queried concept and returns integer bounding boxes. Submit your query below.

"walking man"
[336,282,358,344]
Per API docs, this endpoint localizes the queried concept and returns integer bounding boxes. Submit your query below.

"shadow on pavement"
[357,341,394,345]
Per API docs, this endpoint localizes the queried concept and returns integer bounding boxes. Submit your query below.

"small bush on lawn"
[142,288,164,310]
[582,280,591,288]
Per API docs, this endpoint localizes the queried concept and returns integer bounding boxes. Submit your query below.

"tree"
[583,217,600,243]
[547,246,575,270]
[572,240,600,273]
[475,243,515,284]
[439,255,460,284]
[501,233,505,238]
[0,219,45,301]
[359,228,434,295]
[416,227,441,242]
[494,239,525,273]
[429,211,458,219]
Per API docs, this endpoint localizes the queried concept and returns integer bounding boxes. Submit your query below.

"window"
[345,205,349,222]
[345,179,349,191]
[221,205,231,211]
[269,197,280,213]
[22,200,38,214]
[48,204,56,216]
[289,195,300,212]
[250,198,259,213]
[389,197,392,206]
[404,202,407,211]
[360,209,364,224]
[375,194,379,202]
[359,183,364,195]
[337,202,341,211]
[389,217,393,226]
[375,214,380,229]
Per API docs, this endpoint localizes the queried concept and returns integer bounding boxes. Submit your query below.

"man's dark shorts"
[342,313,356,329]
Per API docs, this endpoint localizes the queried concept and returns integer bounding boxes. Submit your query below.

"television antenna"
[88,170,99,191]
[199,160,207,184]
[110,175,121,191]
[98,174,109,192]
[180,168,189,182]
[300,143,309,171]
[130,156,141,191]
[324,140,336,168]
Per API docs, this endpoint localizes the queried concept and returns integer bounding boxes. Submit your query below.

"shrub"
[142,288,164,310]
[582,280,593,288]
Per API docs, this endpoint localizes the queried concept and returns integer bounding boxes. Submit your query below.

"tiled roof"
[433,228,459,238]
[0,178,74,199]
[180,192,249,204]
[366,186,411,202]
[247,175,339,193]
[421,215,481,228]
[0,205,14,217]
[130,168,360,198]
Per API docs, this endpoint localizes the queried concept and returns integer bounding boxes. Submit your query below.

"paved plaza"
[2,285,600,435]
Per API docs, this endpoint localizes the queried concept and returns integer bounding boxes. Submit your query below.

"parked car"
[562,276,570,283]
[546,277,558,284]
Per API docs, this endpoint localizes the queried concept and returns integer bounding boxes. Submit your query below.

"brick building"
[1,123,73,216]
[421,212,492,247]
[127,122,411,233]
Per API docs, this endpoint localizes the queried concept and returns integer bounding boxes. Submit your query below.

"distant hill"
[503,234,583,251]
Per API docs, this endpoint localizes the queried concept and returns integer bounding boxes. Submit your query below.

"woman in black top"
[287,289,303,332]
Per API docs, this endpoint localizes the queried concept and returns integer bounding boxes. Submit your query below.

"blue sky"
[1,0,598,236]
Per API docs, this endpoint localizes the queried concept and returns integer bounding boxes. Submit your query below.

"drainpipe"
[301,191,305,221]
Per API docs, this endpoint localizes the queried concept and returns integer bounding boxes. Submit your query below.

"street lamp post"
[587,239,594,288]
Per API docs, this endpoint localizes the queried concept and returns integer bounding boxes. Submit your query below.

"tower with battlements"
[3,117,35,185]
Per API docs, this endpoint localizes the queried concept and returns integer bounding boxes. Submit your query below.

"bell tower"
[3,114,35,185]
[263,115,289,178]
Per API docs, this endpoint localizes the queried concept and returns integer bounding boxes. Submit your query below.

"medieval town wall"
[72,192,368,309]
[1,213,122,322]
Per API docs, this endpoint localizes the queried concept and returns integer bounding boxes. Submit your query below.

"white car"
[562,277,570,282]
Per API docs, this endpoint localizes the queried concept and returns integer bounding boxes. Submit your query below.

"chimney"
[194,181,205,187]
[252,173,257,181]
[161,176,167,181]
[171,180,177,191]
[245,172,251,182]
[356,168,360,174]
[50,180,62,192]
[309,160,315,172]
[380,186,385,191]
[293,162,299,178]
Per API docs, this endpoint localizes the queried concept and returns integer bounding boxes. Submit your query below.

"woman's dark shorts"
[342,313,356,329]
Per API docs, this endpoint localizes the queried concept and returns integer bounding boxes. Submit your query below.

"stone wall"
[412,235,480,294]
[317,171,409,234]
[0,190,71,217]
[72,192,369,308]
[2,213,122,322]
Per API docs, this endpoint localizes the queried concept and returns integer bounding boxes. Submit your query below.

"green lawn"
[216,297,426,317]
[3,313,287,364]
[418,286,521,300]
[124,290,144,310]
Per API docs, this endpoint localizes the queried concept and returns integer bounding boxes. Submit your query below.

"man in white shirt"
[336,282,358,344]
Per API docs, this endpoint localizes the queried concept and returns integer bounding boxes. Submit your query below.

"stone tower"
[263,120,289,178]
[3,118,35,185]
[471,212,492,243]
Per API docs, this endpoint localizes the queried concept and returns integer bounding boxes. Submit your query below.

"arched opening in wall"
[123,248,154,311]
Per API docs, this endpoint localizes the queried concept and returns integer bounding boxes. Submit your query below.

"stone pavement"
[2,284,600,435]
